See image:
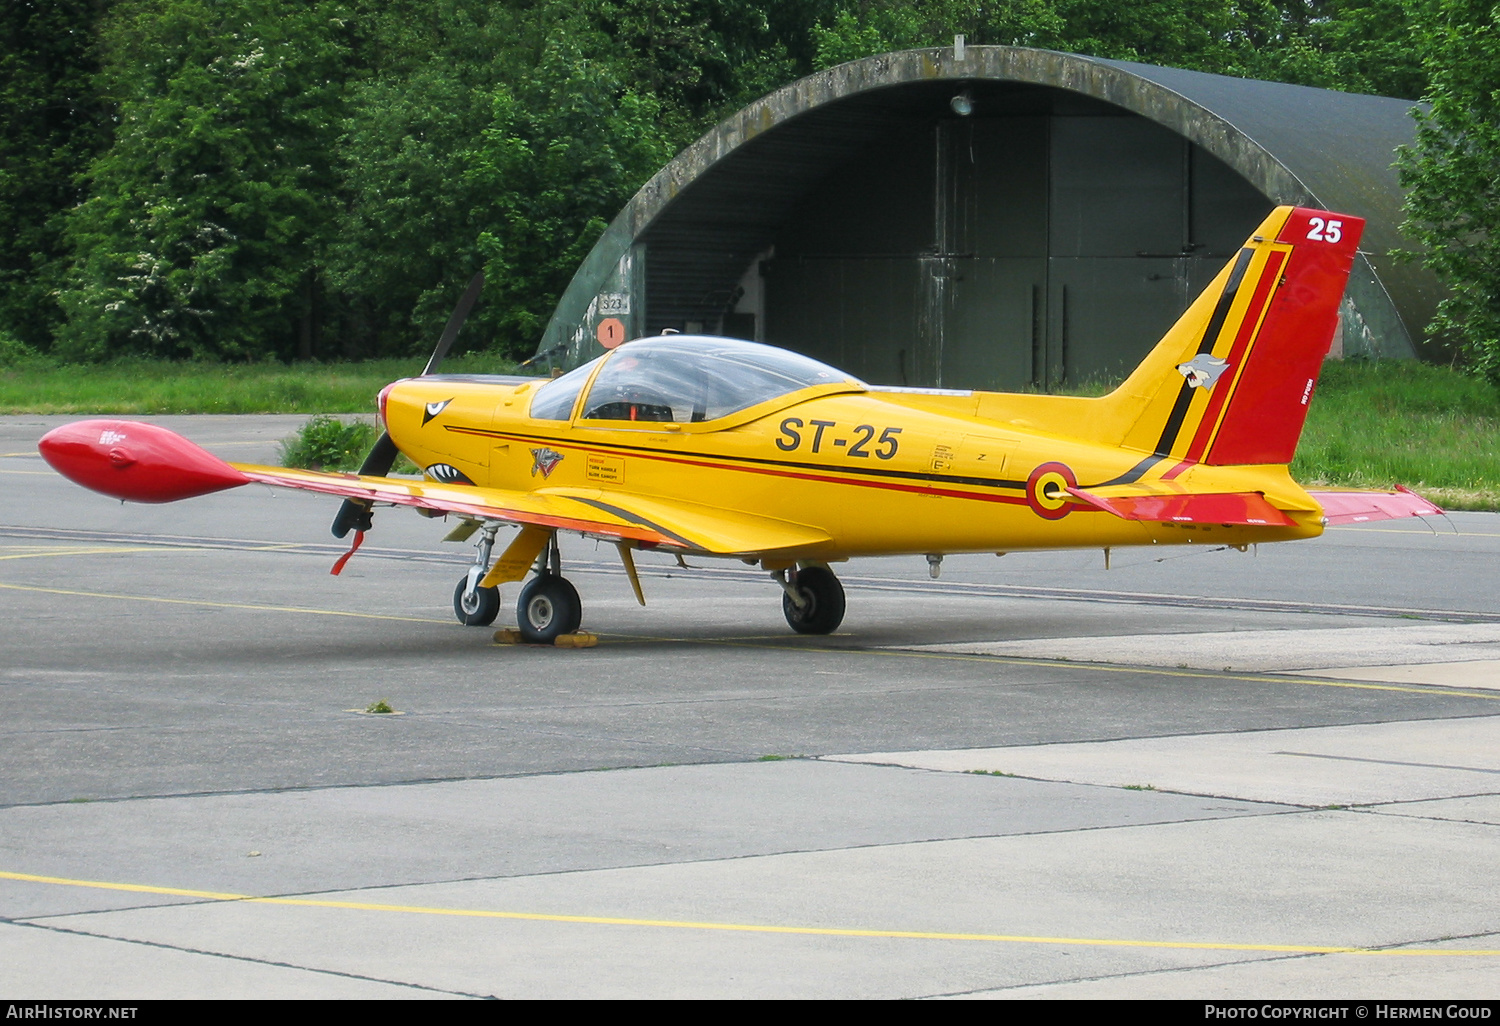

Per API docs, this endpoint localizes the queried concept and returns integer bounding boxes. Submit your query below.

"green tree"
[0,0,114,349]
[327,1,824,361]
[810,1,1064,69]
[464,22,679,356]
[1398,0,1500,379]
[1232,0,1425,98]
[57,0,353,361]
[327,1,526,358]
[805,0,1426,98]
[1048,0,1247,69]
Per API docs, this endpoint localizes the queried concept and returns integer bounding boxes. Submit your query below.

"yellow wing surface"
[231,463,830,556]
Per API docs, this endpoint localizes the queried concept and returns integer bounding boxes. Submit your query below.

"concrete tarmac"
[2,414,1498,998]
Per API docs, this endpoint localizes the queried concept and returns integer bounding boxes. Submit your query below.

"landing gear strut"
[453,522,501,626]
[776,564,845,635]
[516,532,582,643]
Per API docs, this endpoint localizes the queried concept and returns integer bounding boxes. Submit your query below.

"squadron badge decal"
[1176,354,1230,390]
[530,447,564,479]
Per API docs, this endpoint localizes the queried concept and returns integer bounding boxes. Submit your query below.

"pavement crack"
[1274,750,1500,775]
[914,948,1334,998]
[2,918,485,997]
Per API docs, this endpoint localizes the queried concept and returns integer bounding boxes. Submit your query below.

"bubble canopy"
[531,336,862,424]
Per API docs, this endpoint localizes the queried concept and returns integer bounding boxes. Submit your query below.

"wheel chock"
[492,629,598,648]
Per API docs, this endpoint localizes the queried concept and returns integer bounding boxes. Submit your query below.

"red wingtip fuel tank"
[38,420,250,503]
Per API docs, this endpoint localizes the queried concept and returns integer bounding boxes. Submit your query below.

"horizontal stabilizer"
[1067,487,1297,527]
[1308,488,1444,526]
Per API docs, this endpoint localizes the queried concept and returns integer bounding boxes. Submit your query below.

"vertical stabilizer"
[1114,206,1364,467]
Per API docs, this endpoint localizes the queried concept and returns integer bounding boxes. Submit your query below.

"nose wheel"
[453,522,502,626]
[453,578,500,626]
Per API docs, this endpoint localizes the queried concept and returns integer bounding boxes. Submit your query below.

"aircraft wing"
[36,418,832,556]
[234,464,832,555]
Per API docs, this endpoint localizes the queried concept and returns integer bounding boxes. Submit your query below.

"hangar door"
[761,109,1269,391]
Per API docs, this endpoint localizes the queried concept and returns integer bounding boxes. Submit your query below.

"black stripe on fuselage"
[453,427,1137,494]
[454,425,1033,492]
[1092,453,1165,487]
[1153,247,1255,457]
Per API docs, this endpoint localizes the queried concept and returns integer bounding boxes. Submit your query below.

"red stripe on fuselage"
[1159,459,1194,482]
[454,427,1083,511]
[1182,249,1287,465]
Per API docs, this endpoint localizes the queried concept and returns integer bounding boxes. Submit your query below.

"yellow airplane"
[40,205,1440,642]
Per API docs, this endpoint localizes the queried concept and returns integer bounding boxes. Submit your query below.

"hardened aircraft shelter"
[537,45,1438,390]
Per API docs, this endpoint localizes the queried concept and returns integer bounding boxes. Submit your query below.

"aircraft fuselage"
[382,375,1322,562]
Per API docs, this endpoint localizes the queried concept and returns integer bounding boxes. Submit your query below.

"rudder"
[1114,206,1364,467]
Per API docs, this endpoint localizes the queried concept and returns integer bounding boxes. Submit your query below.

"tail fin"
[1114,206,1364,467]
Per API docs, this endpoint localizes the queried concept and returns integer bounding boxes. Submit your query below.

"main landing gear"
[452,526,582,644]
[454,530,847,641]
[775,564,846,635]
[516,573,582,643]
[515,532,581,643]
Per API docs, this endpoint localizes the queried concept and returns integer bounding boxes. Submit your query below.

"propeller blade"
[331,433,398,538]
[422,271,485,376]
[356,431,401,478]
[331,272,485,538]
[331,499,371,539]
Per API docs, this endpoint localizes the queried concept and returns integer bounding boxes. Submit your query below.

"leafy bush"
[0,331,42,368]
[278,415,379,471]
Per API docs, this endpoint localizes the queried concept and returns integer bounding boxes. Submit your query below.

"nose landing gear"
[454,522,501,626]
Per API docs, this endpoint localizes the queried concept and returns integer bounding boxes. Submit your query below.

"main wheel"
[453,577,501,626]
[782,565,845,635]
[516,574,582,643]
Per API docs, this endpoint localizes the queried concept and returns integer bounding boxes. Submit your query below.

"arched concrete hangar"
[536,45,1440,390]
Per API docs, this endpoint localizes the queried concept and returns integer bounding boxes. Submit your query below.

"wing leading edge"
[233,463,832,556]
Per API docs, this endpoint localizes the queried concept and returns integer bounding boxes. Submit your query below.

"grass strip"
[0,353,517,415]
[1292,360,1500,511]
